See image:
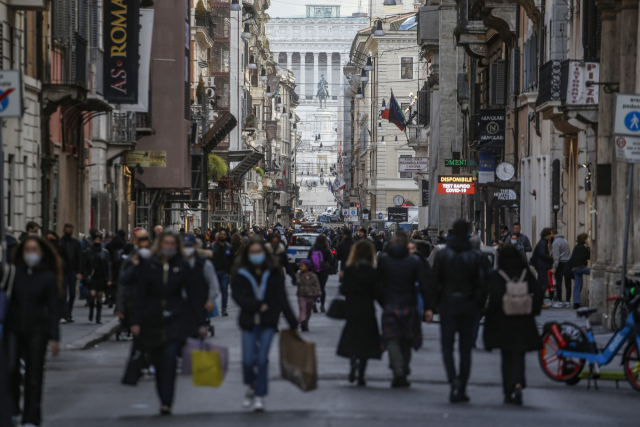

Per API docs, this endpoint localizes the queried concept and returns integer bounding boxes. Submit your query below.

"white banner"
[399,157,428,173]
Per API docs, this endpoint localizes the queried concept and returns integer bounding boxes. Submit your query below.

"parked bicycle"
[538,289,640,392]
[609,276,640,331]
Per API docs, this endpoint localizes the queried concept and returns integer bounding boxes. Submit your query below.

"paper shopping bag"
[279,329,318,392]
[191,349,224,387]
[181,338,229,376]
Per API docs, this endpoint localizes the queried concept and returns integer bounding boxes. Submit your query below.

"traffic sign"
[349,208,358,217]
[378,212,383,219]
[362,213,369,220]
[342,209,349,217]
[615,135,640,163]
[0,71,22,118]
[614,94,640,136]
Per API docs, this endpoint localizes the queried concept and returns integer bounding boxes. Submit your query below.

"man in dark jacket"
[531,228,554,309]
[570,233,591,309]
[336,229,355,278]
[81,232,112,324]
[60,223,83,322]
[211,229,234,316]
[105,229,126,308]
[426,219,488,402]
[377,229,429,387]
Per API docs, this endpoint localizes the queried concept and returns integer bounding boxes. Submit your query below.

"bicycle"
[538,292,640,391]
[610,277,639,331]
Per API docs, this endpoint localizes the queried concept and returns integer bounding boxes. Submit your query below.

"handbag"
[121,341,145,386]
[191,343,226,387]
[181,337,228,376]
[326,287,347,320]
[279,329,318,391]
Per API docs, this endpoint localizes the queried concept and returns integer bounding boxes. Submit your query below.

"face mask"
[184,247,195,257]
[24,253,41,267]
[510,239,518,245]
[138,248,151,259]
[248,253,266,266]
[162,248,177,258]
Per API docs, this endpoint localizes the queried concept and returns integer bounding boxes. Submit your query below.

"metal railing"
[194,12,216,41]
[112,112,137,144]
[536,60,562,107]
[44,34,88,88]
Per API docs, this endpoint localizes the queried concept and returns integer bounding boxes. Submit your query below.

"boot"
[512,384,523,405]
[96,301,103,324]
[348,358,358,383]
[357,360,367,386]
[301,321,309,332]
[88,298,94,322]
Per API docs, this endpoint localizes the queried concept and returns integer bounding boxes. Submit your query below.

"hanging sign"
[104,0,140,103]
[475,109,505,152]
[399,157,428,173]
[478,152,496,183]
[437,175,475,195]
[486,182,520,207]
[0,70,22,118]
[388,207,408,222]
[421,180,429,206]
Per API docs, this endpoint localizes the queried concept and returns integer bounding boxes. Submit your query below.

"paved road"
[41,275,638,427]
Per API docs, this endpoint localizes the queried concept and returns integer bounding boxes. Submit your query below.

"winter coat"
[531,238,553,271]
[130,255,204,350]
[483,264,543,352]
[294,271,321,297]
[81,245,112,291]
[570,243,591,270]
[504,232,533,253]
[231,264,298,331]
[428,237,489,311]
[336,238,355,271]
[4,264,60,340]
[60,234,82,272]
[377,243,429,307]
[211,241,234,273]
[266,243,295,281]
[337,263,382,360]
[306,244,334,272]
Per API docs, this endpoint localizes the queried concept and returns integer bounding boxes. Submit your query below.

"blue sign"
[378,212,383,219]
[478,152,496,171]
[625,112,640,132]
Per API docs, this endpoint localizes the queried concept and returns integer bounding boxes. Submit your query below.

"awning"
[203,111,237,151]
[228,150,264,177]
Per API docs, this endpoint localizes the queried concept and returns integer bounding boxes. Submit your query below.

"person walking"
[336,229,355,278]
[266,233,296,284]
[531,228,554,309]
[60,223,82,322]
[337,239,382,386]
[130,232,206,415]
[211,229,234,316]
[105,229,126,308]
[426,219,488,403]
[116,234,152,329]
[4,236,62,427]
[182,234,220,330]
[81,231,112,324]
[231,236,298,412]
[377,230,428,388]
[294,259,321,332]
[504,222,532,255]
[570,233,591,309]
[551,230,572,308]
[483,245,542,405]
[307,233,334,313]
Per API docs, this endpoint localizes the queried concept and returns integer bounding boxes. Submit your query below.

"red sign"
[437,175,475,195]
[356,203,360,208]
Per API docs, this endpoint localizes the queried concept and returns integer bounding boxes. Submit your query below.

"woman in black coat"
[307,233,334,313]
[337,239,382,386]
[4,236,62,427]
[130,232,206,415]
[531,227,554,307]
[231,235,297,412]
[81,231,112,323]
[484,245,543,405]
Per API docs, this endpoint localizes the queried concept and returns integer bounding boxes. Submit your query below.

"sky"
[267,0,364,18]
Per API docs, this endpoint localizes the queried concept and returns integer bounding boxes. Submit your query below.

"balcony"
[43,35,89,115]
[536,60,599,133]
[108,112,137,159]
[194,12,215,48]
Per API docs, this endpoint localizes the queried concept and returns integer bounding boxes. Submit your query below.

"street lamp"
[276,96,283,108]
[374,20,385,37]
[230,0,242,11]
[355,87,364,99]
[266,85,272,97]
[364,56,374,71]
[260,68,267,81]
[241,24,251,39]
[360,69,368,83]
[378,122,383,131]
[248,55,257,70]
[380,99,386,112]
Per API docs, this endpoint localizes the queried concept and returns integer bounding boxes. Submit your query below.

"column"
[327,53,332,99]
[313,52,319,99]
[286,52,292,73]
[300,53,306,100]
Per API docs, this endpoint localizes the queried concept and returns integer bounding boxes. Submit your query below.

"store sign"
[475,109,505,152]
[124,150,166,167]
[478,152,496,183]
[388,207,408,222]
[565,61,599,105]
[437,175,475,195]
[0,70,22,118]
[399,157,429,173]
[487,182,520,207]
[421,180,429,207]
[444,159,467,167]
[104,0,140,103]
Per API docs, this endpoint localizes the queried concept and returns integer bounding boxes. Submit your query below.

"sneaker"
[553,302,564,308]
[243,387,255,408]
[60,318,67,324]
[541,304,550,309]
[565,302,572,308]
[222,310,229,317]
[513,384,523,405]
[253,397,265,412]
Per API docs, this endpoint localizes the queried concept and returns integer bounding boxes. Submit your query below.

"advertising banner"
[421,180,429,206]
[487,182,521,207]
[475,109,505,152]
[437,175,475,195]
[104,0,140,103]
[478,152,496,183]
[388,207,408,222]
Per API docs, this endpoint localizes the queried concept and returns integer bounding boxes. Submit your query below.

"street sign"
[378,212,383,219]
[421,180,429,207]
[437,175,475,194]
[614,94,640,136]
[363,213,369,220]
[399,157,429,173]
[615,136,640,163]
[342,209,349,217]
[349,207,358,217]
[0,71,22,118]
[478,152,496,183]
[388,207,408,222]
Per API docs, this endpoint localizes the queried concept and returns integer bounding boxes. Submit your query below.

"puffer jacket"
[428,237,489,311]
[295,270,321,297]
[377,243,429,306]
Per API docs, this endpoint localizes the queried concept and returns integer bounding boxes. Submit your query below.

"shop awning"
[228,150,264,177]
[203,111,237,151]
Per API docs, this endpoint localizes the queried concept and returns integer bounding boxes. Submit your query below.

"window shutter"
[489,61,497,106]
[510,47,520,97]
[79,0,89,41]
[90,0,99,49]
[523,41,528,92]
[496,59,506,106]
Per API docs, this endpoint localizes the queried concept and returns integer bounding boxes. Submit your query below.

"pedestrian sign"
[349,208,358,217]
[378,212,383,219]
[0,71,22,118]
[615,136,640,163]
[614,94,640,136]
[363,213,369,220]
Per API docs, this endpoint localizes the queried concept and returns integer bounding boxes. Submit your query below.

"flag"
[381,103,390,120]
[387,90,406,131]
[333,176,345,191]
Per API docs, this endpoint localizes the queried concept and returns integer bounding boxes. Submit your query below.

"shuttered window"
[583,0,601,60]
[489,60,506,107]
[90,0,100,49]
[418,86,430,127]
[510,47,520,97]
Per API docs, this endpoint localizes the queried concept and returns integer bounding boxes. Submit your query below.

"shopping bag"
[206,300,220,319]
[181,337,228,376]
[192,349,224,387]
[279,329,318,391]
[121,341,145,386]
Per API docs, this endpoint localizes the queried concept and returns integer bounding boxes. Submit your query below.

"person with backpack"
[307,234,334,313]
[483,245,542,405]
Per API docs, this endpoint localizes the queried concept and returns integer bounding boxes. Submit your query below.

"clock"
[496,162,515,181]
[393,195,405,206]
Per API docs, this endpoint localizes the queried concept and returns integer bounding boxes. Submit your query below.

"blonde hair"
[346,239,376,268]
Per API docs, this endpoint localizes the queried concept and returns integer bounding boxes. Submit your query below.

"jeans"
[150,341,183,407]
[6,332,48,426]
[554,262,572,303]
[439,298,477,391]
[64,271,77,318]
[501,349,526,395]
[217,272,230,311]
[387,338,412,378]
[573,267,591,305]
[316,271,329,307]
[241,326,276,397]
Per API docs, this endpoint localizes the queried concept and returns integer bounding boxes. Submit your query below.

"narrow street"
[42,275,638,427]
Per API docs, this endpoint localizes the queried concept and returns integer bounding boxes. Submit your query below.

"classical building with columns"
[266,5,367,214]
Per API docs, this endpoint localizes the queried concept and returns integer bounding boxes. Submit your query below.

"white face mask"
[184,247,195,257]
[138,248,151,259]
[24,253,41,267]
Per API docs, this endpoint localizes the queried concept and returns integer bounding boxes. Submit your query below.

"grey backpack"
[499,269,532,316]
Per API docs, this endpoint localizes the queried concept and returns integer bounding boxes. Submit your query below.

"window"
[400,155,412,178]
[401,57,413,79]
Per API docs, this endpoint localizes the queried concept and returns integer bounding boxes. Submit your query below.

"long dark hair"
[498,244,529,271]
[12,235,64,295]
[346,239,376,268]
[314,233,328,248]
[232,235,279,277]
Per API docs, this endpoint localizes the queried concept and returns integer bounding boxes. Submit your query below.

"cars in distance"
[329,215,340,223]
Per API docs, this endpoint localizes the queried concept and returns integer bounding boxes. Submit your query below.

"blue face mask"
[248,253,266,266]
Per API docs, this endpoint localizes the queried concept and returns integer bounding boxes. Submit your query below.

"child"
[295,260,321,332]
